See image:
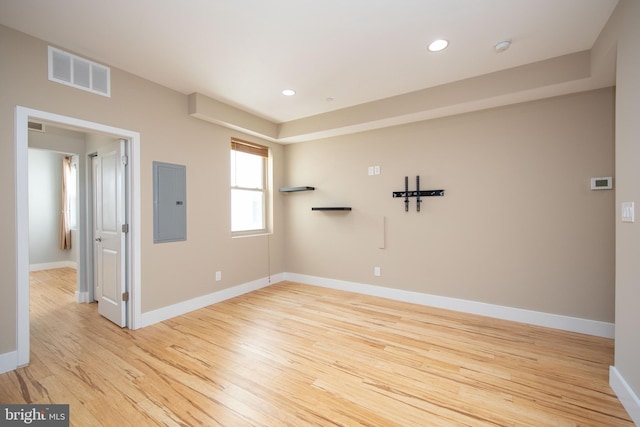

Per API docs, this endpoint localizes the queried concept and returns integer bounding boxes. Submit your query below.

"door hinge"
[122,155,128,166]
[122,292,129,302]
[122,224,129,233]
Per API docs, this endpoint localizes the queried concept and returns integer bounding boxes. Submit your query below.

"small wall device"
[590,176,613,190]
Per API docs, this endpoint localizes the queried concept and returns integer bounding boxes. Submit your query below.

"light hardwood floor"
[0,268,633,426]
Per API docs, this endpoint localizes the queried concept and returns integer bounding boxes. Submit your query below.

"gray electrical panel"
[153,161,186,243]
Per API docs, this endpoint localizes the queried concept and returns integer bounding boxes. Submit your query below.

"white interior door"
[93,140,127,327]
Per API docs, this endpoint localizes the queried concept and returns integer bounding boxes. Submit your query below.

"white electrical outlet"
[374,165,381,175]
[215,271,222,281]
[374,266,381,277]
[368,166,374,176]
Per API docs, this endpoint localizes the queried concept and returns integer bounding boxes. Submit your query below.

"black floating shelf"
[279,186,315,192]
[312,207,352,211]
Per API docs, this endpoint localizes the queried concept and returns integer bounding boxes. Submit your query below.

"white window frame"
[230,138,270,237]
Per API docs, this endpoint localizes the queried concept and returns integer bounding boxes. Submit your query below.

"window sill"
[231,230,272,239]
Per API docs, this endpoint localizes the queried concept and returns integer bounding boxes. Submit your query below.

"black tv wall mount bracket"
[392,176,444,212]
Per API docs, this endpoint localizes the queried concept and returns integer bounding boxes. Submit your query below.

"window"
[230,138,269,234]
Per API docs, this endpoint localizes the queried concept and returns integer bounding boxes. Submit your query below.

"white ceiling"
[0,0,619,130]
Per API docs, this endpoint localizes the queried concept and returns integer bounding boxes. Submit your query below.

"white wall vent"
[27,121,45,132]
[48,46,111,97]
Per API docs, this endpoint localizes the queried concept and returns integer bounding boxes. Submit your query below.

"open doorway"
[28,126,123,307]
[15,106,141,369]
[28,126,83,298]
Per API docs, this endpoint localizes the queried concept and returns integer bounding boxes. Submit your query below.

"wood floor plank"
[32,375,103,426]
[0,268,633,426]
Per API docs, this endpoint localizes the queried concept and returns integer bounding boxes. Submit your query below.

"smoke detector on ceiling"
[494,40,511,53]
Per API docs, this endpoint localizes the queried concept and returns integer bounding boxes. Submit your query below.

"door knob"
[95,237,102,242]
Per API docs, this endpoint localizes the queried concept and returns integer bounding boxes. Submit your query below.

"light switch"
[622,202,635,223]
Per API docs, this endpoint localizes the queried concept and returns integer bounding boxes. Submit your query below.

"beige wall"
[284,88,615,322]
[0,25,284,354]
[612,0,640,401]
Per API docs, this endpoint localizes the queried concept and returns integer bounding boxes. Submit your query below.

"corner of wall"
[610,366,640,425]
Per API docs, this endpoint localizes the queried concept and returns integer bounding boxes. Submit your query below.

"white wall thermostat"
[590,176,612,190]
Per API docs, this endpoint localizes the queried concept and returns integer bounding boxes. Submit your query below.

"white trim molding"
[15,106,142,368]
[138,273,285,328]
[75,291,91,304]
[0,351,18,375]
[610,366,640,425]
[284,273,615,339]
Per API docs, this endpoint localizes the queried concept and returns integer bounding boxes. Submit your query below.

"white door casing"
[12,106,144,371]
[91,155,100,301]
[15,106,141,369]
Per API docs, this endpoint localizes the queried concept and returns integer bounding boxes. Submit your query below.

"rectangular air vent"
[27,121,45,132]
[48,46,111,97]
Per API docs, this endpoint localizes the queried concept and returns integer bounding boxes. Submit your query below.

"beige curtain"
[59,156,72,250]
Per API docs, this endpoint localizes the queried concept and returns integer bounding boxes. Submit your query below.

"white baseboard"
[138,273,285,328]
[75,291,91,303]
[0,351,17,375]
[610,366,640,425]
[284,273,615,339]
[29,261,77,272]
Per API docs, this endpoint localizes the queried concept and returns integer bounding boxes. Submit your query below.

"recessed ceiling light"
[428,39,449,52]
[282,89,296,96]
